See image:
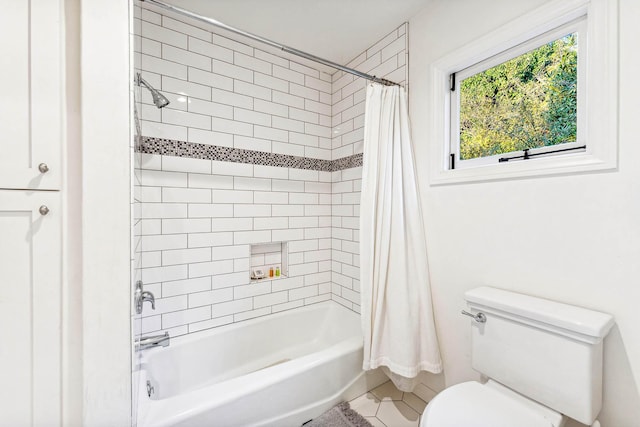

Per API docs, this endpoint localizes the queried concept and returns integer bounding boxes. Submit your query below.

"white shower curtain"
[360,83,442,392]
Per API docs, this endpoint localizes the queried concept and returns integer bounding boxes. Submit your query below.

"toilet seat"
[420,381,564,427]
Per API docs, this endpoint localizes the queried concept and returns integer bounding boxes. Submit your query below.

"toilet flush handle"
[461,310,487,323]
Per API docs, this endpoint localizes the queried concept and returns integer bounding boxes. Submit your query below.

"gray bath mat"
[303,402,373,427]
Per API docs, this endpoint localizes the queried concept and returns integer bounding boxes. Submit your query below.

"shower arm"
[135,73,152,92]
[140,0,399,87]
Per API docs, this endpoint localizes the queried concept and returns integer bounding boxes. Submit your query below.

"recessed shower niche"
[250,242,289,282]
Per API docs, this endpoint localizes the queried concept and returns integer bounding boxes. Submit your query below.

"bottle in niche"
[275,266,280,277]
[269,266,274,278]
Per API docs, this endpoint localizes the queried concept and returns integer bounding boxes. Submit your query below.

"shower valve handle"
[135,280,157,314]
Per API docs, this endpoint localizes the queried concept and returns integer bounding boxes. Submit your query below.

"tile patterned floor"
[349,381,433,427]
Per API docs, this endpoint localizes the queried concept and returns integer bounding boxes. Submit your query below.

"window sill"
[430,151,617,186]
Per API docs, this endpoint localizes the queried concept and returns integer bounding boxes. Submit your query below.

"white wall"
[79,0,132,425]
[410,0,640,426]
[62,0,83,424]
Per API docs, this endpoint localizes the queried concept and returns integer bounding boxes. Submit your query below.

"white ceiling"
[159,0,430,68]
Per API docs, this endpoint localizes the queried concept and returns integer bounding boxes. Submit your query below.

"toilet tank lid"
[465,287,614,339]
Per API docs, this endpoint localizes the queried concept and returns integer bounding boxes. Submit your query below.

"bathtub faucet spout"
[136,332,170,351]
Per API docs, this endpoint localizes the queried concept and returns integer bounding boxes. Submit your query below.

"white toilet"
[420,287,614,427]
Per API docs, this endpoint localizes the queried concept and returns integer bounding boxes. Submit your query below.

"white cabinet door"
[0,190,61,426]
[0,0,62,190]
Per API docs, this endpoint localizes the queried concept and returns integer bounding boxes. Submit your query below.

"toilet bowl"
[420,380,565,427]
[421,287,614,427]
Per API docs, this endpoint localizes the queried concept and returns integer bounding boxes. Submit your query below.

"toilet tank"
[464,287,614,425]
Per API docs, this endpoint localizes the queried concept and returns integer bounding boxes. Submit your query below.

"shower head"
[135,72,170,108]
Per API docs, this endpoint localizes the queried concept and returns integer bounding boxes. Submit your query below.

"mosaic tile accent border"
[137,136,363,172]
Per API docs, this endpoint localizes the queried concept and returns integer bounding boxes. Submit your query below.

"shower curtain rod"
[140,0,400,86]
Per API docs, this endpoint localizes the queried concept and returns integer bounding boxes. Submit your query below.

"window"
[450,19,586,169]
[428,0,618,185]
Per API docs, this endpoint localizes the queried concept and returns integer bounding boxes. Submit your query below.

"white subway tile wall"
[134,155,333,336]
[135,6,334,161]
[134,2,408,335]
[329,24,408,313]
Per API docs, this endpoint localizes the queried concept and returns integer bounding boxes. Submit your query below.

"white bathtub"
[134,301,384,427]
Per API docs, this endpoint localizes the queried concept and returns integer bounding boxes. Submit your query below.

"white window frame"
[428,0,618,185]
[450,18,586,169]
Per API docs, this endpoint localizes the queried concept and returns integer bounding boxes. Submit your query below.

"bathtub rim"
[135,300,359,367]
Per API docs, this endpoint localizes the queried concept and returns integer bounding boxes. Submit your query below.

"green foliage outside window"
[459,34,578,160]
